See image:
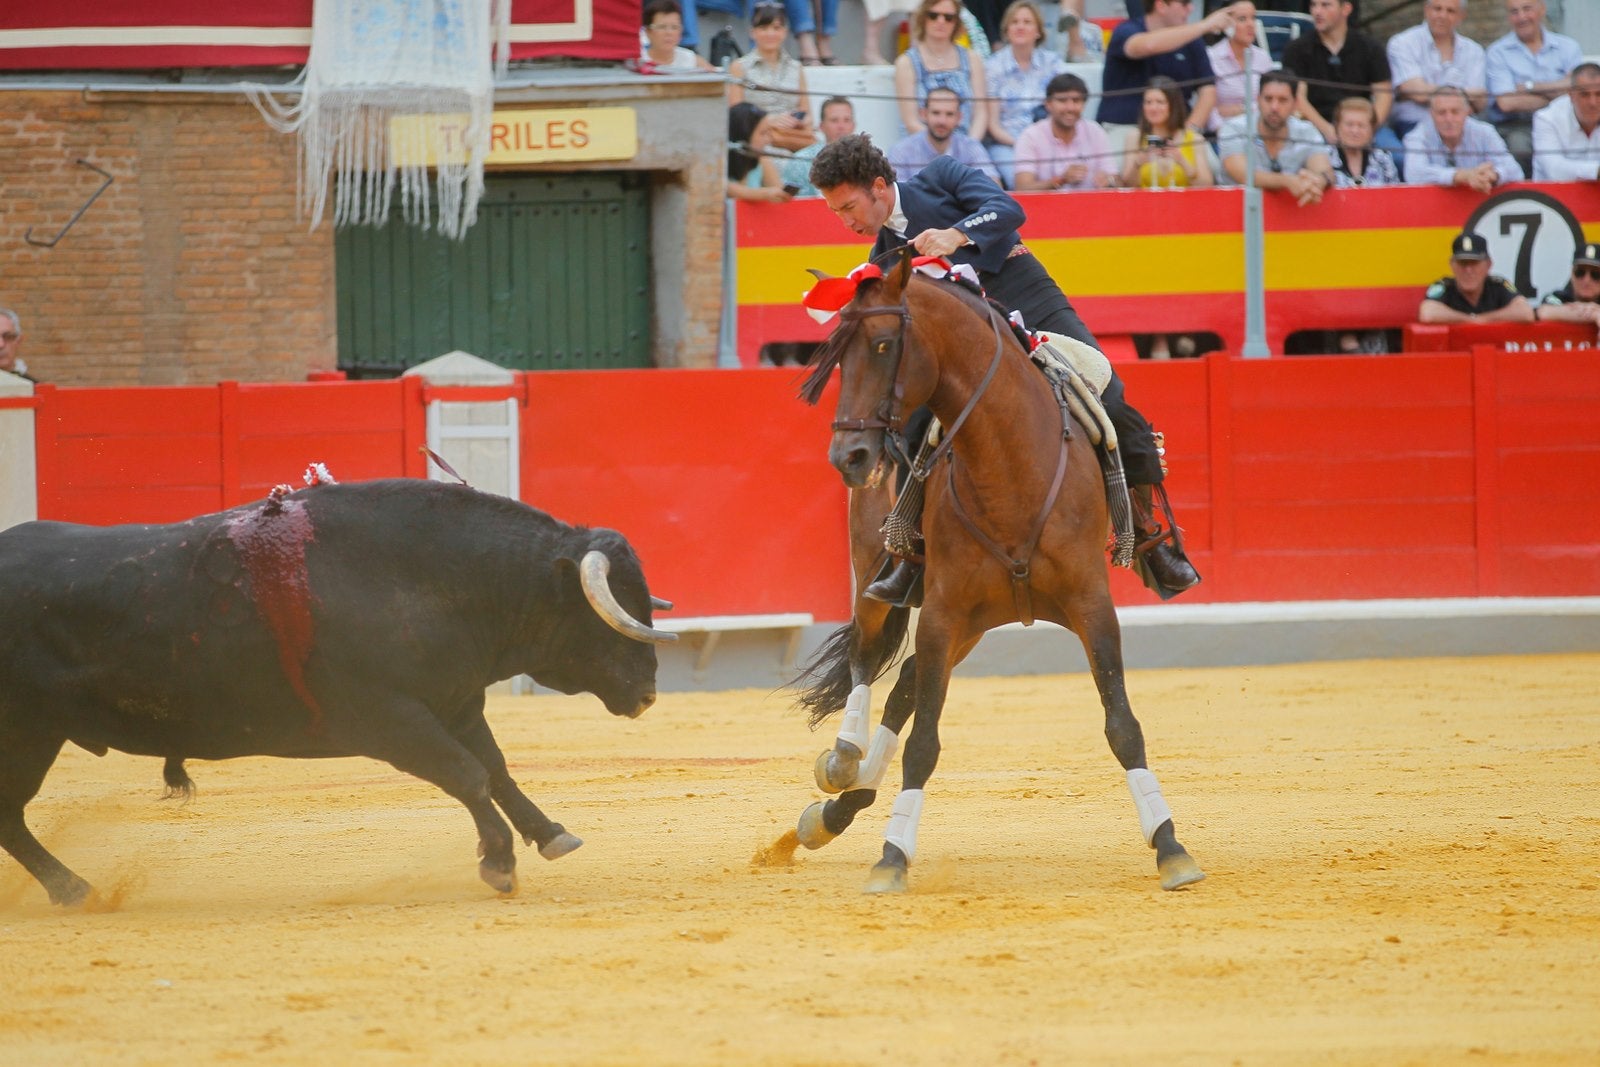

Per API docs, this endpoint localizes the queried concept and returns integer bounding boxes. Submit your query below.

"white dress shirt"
[1532,95,1600,181]
[1387,24,1488,128]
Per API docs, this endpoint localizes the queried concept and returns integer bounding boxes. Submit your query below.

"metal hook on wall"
[25,159,115,249]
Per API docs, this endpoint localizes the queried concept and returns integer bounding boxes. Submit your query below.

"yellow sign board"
[389,107,638,166]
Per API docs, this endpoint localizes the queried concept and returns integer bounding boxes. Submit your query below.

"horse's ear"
[886,244,914,295]
[806,268,834,281]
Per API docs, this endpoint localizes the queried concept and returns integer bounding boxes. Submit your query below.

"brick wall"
[0,91,336,386]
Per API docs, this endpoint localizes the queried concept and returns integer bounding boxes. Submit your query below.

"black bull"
[0,478,676,905]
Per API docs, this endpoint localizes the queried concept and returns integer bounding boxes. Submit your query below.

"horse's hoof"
[863,861,907,894]
[1158,852,1206,891]
[814,747,859,794]
[538,831,583,860]
[479,860,518,896]
[796,802,838,850]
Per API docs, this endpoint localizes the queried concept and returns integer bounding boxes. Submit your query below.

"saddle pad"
[1033,333,1112,395]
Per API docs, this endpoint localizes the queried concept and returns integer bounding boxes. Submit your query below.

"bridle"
[829,290,1008,480]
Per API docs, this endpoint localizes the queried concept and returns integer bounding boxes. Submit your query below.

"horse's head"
[800,247,932,489]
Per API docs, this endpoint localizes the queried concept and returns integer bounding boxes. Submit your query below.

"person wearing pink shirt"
[1012,73,1120,190]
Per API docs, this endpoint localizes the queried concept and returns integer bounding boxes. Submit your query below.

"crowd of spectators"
[663,0,1600,350]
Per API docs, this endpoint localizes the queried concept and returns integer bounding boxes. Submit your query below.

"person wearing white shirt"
[1387,0,1487,136]
[1531,64,1600,182]
[1485,0,1584,164]
[1403,85,1523,190]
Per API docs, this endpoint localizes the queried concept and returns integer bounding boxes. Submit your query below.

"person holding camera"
[1119,76,1214,189]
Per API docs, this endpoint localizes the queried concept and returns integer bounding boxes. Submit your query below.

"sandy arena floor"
[1,653,1597,1066]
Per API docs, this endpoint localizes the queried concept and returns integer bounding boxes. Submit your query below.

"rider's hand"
[909,227,971,259]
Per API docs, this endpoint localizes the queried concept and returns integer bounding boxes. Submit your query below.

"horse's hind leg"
[799,654,917,849]
[1074,600,1205,891]
[0,730,93,906]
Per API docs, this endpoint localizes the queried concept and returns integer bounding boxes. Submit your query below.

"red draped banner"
[0,0,638,70]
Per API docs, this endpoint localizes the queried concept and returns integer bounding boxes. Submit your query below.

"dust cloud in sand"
[1,654,1596,1065]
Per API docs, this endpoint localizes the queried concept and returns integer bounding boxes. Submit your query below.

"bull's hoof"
[814,747,860,795]
[538,831,583,860]
[1158,851,1206,891]
[796,802,838,850]
[48,875,94,908]
[863,860,907,895]
[479,860,518,896]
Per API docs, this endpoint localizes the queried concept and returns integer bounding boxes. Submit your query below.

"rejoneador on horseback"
[781,135,1206,893]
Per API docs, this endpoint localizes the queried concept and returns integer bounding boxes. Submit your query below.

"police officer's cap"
[1574,243,1600,268]
[1450,232,1489,261]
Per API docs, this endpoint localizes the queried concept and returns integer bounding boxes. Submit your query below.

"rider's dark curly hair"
[808,133,896,192]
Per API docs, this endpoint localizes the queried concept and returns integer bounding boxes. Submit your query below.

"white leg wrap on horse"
[884,788,925,862]
[855,727,899,791]
[1126,768,1173,847]
[836,684,872,754]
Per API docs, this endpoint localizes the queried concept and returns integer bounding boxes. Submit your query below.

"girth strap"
[943,435,1070,627]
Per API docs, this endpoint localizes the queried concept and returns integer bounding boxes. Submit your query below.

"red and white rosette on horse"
[800,256,974,323]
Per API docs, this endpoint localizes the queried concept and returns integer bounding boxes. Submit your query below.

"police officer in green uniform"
[1418,232,1534,325]
[1535,243,1600,326]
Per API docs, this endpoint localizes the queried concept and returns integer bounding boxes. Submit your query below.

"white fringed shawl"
[249,0,509,239]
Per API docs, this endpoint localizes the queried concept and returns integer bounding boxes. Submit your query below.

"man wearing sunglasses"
[1535,244,1600,326]
[0,308,29,382]
[1418,232,1534,325]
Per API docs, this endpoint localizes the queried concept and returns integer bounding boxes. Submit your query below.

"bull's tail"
[793,607,911,730]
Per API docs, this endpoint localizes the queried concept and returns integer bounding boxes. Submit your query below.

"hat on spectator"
[1450,232,1489,261]
[1574,243,1600,267]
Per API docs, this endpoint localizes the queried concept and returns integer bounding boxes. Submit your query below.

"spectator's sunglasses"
[1575,266,1600,281]
[926,10,960,22]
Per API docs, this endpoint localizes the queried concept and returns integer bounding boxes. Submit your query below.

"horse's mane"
[797,268,1017,406]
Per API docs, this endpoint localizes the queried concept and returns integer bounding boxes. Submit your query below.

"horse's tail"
[793,607,911,729]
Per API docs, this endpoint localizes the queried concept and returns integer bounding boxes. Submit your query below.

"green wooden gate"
[335,172,652,375]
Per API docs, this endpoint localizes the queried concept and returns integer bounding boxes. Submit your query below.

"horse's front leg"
[1075,598,1205,890]
[798,653,916,849]
[862,625,964,894]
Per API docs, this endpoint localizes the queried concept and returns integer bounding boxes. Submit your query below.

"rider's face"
[821,178,895,238]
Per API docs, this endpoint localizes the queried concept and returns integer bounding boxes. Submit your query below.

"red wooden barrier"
[27,354,1600,618]
[1404,321,1597,352]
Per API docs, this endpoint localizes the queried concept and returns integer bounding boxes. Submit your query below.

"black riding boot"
[864,558,921,604]
[1132,483,1200,597]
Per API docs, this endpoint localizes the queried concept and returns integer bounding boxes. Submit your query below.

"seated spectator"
[780,0,840,65]
[728,3,815,152]
[887,87,1002,182]
[1217,71,1335,205]
[641,0,714,71]
[1206,1,1274,134]
[1013,73,1119,191]
[986,1,1067,188]
[1485,0,1583,168]
[1419,232,1533,324]
[1403,85,1523,189]
[727,102,796,202]
[1097,2,1244,152]
[1532,63,1600,182]
[0,308,30,381]
[895,0,990,145]
[1387,0,1486,139]
[1282,0,1397,152]
[1535,243,1600,325]
[1120,76,1214,189]
[782,96,857,196]
[1330,97,1401,187]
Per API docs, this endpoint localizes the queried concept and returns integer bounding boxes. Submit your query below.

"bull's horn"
[651,596,674,611]
[579,551,679,645]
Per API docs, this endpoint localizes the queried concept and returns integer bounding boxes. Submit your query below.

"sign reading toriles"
[389,107,638,166]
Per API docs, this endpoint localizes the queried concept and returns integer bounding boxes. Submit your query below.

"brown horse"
[792,247,1204,893]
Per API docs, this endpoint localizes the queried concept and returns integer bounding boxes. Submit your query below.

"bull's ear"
[551,556,581,599]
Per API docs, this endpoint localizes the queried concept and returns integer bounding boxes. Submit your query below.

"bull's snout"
[624,689,657,719]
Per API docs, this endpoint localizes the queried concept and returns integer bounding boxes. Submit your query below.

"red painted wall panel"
[26,352,1600,616]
